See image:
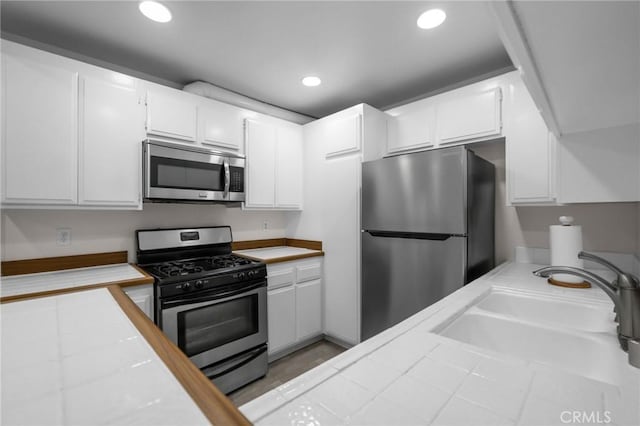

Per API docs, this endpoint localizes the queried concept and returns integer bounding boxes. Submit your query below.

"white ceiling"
[0,1,513,118]
[510,0,640,135]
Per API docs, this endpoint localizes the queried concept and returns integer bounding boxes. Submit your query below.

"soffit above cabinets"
[491,0,640,136]
[0,1,512,119]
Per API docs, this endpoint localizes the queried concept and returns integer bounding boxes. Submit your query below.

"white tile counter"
[1,288,210,425]
[240,262,640,426]
[234,246,323,263]
[0,263,148,299]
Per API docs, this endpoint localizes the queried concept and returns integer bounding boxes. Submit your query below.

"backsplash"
[514,246,640,276]
[1,204,290,262]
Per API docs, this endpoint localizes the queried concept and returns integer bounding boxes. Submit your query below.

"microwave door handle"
[223,159,230,198]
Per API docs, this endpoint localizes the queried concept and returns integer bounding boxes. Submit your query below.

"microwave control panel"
[229,166,244,192]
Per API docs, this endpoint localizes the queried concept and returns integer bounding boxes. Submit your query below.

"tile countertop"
[0,263,151,300]
[1,288,211,425]
[240,262,640,426]
[234,246,324,264]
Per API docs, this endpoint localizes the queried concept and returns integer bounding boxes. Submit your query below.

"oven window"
[151,156,224,191]
[177,294,258,357]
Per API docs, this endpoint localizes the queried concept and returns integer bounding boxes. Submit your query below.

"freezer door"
[362,147,466,235]
[361,231,466,341]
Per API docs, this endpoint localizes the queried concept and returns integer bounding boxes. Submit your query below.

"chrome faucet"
[533,251,640,351]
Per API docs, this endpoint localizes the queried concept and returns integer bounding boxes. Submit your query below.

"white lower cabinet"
[123,284,154,320]
[267,286,296,354]
[266,258,323,358]
[295,279,322,341]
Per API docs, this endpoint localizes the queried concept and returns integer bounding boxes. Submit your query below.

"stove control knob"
[195,280,204,289]
[182,282,191,291]
[238,272,246,280]
[247,271,255,278]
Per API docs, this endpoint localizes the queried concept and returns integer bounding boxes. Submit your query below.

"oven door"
[160,280,267,369]
[144,140,229,202]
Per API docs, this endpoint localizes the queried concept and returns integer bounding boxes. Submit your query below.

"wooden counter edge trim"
[0,274,154,304]
[231,238,322,252]
[107,285,251,426]
[231,238,286,251]
[1,251,128,276]
[238,251,325,265]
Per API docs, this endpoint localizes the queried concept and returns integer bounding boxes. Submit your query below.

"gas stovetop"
[136,226,267,295]
[144,254,256,279]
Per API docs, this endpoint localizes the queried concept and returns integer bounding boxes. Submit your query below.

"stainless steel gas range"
[136,226,267,394]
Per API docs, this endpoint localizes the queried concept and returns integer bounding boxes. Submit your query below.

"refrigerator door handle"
[363,230,465,240]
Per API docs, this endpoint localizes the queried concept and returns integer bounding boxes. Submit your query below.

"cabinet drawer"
[267,267,295,290]
[296,263,322,283]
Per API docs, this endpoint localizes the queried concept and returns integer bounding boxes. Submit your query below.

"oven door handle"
[206,345,268,380]
[162,281,265,309]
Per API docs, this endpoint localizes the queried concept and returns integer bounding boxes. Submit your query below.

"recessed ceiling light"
[417,9,446,29]
[139,1,172,23]
[302,76,322,87]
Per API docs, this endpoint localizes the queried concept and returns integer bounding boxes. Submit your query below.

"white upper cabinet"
[199,99,245,152]
[275,125,303,209]
[385,86,502,156]
[387,104,434,154]
[244,117,303,210]
[2,52,78,205]
[324,113,362,158]
[437,87,502,145]
[1,40,144,209]
[505,77,556,205]
[146,87,197,142]
[245,119,277,208]
[79,76,144,207]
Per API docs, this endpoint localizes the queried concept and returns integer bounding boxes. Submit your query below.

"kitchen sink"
[475,290,616,333]
[436,289,627,385]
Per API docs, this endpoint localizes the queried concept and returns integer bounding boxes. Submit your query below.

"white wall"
[1,204,290,262]
[472,141,640,264]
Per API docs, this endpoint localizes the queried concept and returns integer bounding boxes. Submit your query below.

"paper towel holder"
[548,215,591,288]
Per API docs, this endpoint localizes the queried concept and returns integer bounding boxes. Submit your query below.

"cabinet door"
[244,119,276,208]
[267,286,296,355]
[123,285,154,319]
[322,156,361,345]
[325,113,362,158]
[437,88,502,145]
[79,76,144,207]
[275,125,303,209]
[146,89,197,141]
[296,279,322,341]
[507,81,556,204]
[2,54,78,204]
[199,100,244,152]
[387,107,434,154]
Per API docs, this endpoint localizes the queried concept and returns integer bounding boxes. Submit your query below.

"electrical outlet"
[56,228,72,246]
[263,220,268,231]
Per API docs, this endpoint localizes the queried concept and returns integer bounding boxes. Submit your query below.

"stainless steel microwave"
[143,140,245,203]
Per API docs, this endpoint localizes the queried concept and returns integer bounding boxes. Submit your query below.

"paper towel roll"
[549,216,584,284]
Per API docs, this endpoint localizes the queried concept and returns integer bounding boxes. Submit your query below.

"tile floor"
[228,340,346,406]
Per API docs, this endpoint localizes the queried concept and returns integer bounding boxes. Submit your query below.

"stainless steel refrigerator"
[361,146,495,340]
